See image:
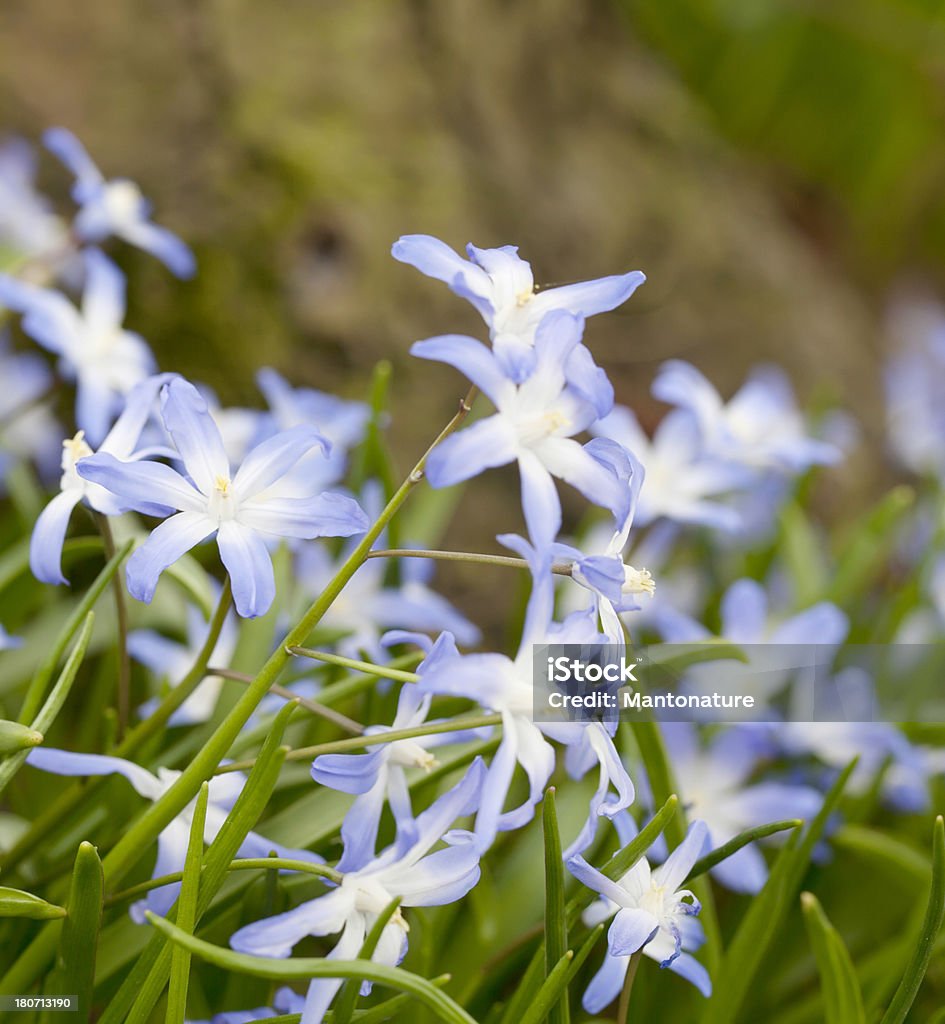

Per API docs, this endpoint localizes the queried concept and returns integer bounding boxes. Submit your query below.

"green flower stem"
[366,548,576,576]
[99,386,477,889]
[105,857,342,908]
[218,712,502,774]
[287,646,421,683]
[207,666,364,734]
[95,512,131,738]
[616,950,643,1024]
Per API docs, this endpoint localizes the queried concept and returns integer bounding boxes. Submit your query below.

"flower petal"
[160,378,230,494]
[233,425,330,498]
[230,888,354,958]
[410,334,512,407]
[30,489,83,585]
[127,511,217,604]
[216,520,276,618]
[43,128,103,190]
[76,452,204,515]
[118,218,196,279]
[425,416,517,488]
[26,746,163,800]
[531,271,646,320]
[238,492,368,540]
[608,907,660,957]
[652,821,710,893]
[582,952,630,1015]
[518,449,561,545]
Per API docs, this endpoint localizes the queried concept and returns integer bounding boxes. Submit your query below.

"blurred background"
[2,0,944,622]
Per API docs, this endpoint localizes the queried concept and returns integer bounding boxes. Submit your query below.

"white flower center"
[207,475,238,521]
[102,180,145,224]
[389,739,439,772]
[623,566,655,596]
[60,431,94,491]
[518,409,570,446]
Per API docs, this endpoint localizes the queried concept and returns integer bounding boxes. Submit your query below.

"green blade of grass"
[880,815,945,1024]
[685,819,804,884]
[333,896,404,1024]
[800,891,866,1024]
[542,788,569,1024]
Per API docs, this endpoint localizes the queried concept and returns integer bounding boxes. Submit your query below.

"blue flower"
[76,378,369,618]
[592,405,748,532]
[0,137,68,262]
[569,820,711,1007]
[653,360,840,474]
[416,535,634,851]
[131,592,239,726]
[29,373,173,586]
[231,760,485,1024]
[43,128,195,277]
[0,249,156,446]
[414,310,630,544]
[26,747,318,923]
[393,234,644,381]
[0,624,23,650]
[312,632,489,873]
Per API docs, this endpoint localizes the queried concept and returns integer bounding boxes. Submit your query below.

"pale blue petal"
[518,449,561,545]
[666,952,712,996]
[26,746,162,800]
[582,953,630,1014]
[410,334,511,406]
[391,235,474,285]
[127,511,217,604]
[76,452,203,515]
[337,776,389,873]
[566,855,630,908]
[217,521,276,618]
[771,602,848,647]
[30,489,83,585]
[531,271,646,320]
[392,842,481,907]
[119,219,196,278]
[533,436,627,522]
[233,425,330,497]
[43,128,102,191]
[311,749,387,795]
[565,343,614,419]
[230,888,352,958]
[708,842,768,894]
[425,416,517,488]
[609,907,660,957]
[81,249,125,333]
[238,491,368,540]
[160,378,230,494]
[652,821,710,893]
[720,579,768,643]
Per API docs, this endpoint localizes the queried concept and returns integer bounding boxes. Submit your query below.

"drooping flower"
[131,592,239,726]
[231,760,485,1024]
[592,405,747,532]
[393,234,644,381]
[0,137,68,266]
[553,447,653,644]
[413,310,631,545]
[657,723,822,892]
[29,373,173,586]
[76,378,369,617]
[43,128,195,278]
[568,820,711,1008]
[0,249,156,445]
[26,747,318,923]
[312,632,489,872]
[652,360,840,474]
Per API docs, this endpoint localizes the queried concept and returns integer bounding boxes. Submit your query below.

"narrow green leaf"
[166,782,209,1024]
[18,539,131,724]
[685,819,803,884]
[334,896,404,1024]
[518,951,574,1024]
[145,914,478,1024]
[542,788,569,1024]
[779,501,828,606]
[801,891,866,1024]
[44,842,104,1021]
[0,886,66,920]
[644,640,748,673]
[0,718,44,754]
[832,824,930,887]
[703,757,859,1024]
[880,815,945,1024]
[0,611,95,798]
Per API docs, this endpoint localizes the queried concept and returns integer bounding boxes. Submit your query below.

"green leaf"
[44,841,104,1021]
[542,788,569,1024]
[166,782,209,1024]
[18,539,131,725]
[800,891,866,1024]
[832,825,930,887]
[333,896,404,1024]
[880,815,945,1024]
[0,611,95,799]
[0,887,66,920]
[0,718,43,754]
[644,640,749,673]
[779,501,828,606]
[145,913,478,1024]
[702,757,858,1024]
[685,819,803,884]
[519,925,604,1024]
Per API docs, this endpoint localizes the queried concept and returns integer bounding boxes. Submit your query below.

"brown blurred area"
[3,0,934,626]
